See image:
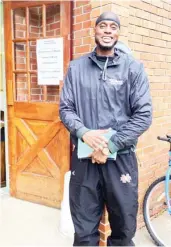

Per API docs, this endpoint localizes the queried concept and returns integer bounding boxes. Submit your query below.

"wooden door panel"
[16,128,30,162]
[25,157,52,176]
[14,102,59,120]
[25,120,49,137]
[14,117,70,207]
[4,1,71,207]
[15,119,65,172]
[16,173,61,207]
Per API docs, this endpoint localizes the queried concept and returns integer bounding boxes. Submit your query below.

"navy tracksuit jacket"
[59,47,152,246]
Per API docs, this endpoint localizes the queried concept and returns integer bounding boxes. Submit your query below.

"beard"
[95,37,118,51]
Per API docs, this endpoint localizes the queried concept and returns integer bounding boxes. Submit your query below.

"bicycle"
[143,134,171,246]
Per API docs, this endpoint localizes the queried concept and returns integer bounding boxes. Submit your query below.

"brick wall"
[128,0,171,229]
[72,0,171,245]
[13,4,60,102]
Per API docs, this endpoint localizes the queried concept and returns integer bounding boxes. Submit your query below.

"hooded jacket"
[59,47,152,153]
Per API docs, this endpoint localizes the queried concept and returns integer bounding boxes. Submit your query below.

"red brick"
[91,18,96,27]
[75,44,91,53]
[74,38,82,46]
[83,20,91,28]
[30,58,37,64]
[30,26,39,33]
[54,14,60,22]
[16,82,26,89]
[73,23,83,31]
[73,54,82,59]
[16,57,25,64]
[29,32,39,38]
[83,36,91,44]
[16,74,27,82]
[83,4,91,13]
[55,29,60,35]
[47,95,58,102]
[15,64,26,70]
[91,8,101,18]
[14,8,25,18]
[15,24,26,31]
[46,30,55,36]
[76,1,90,8]
[46,16,54,25]
[31,64,37,70]
[76,13,90,23]
[99,239,107,246]
[31,89,42,95]
[31,95,41,101]
[73,7,83,16]
[17,95,27,101]
[17,88,27,94]
[30,76,37,83]
[14,15,25,24]
[74,29,90,39]
[15,31,25,38]
[49,22,60,30]
[99,230,111,241]
[99,222,111,232]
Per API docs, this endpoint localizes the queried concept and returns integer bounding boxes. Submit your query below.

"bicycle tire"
[143,176,171,246]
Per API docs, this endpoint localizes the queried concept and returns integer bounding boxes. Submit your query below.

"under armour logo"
[72,171,75,176]
[120,174,132,183]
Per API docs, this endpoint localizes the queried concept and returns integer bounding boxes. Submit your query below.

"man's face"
[95,20,120,51]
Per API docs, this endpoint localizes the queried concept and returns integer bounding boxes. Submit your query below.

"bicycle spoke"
[143,177,171,246]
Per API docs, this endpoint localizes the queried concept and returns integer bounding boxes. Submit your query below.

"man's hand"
[90,150,108,164]
[82,129,109,151]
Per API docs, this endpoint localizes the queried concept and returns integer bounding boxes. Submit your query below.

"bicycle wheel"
[143,176,171,246]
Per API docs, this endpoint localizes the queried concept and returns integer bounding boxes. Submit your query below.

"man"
[60,12,152,246]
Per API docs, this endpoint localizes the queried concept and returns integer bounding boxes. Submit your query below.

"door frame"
[1,2,9,192]
[3,0,72,197]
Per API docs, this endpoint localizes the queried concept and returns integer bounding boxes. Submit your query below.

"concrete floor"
[0,188,155,246]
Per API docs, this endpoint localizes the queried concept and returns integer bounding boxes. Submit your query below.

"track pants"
[69,150,138,246]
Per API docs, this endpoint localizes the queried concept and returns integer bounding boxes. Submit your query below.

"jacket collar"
[88,47,122,67]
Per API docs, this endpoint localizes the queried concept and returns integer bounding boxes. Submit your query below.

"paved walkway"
[0,188,155,246]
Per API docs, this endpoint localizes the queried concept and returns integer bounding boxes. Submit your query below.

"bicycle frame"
[165,144,171,214]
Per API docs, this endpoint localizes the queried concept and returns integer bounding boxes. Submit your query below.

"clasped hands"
[82,129,110,164]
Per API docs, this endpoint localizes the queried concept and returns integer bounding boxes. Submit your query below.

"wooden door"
[4,1,71,208]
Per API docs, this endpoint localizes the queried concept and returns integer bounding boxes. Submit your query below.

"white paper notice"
[36,38,63,85]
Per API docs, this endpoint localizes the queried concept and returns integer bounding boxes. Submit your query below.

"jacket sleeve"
[108,63,152,153]
[59,65,89,138]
